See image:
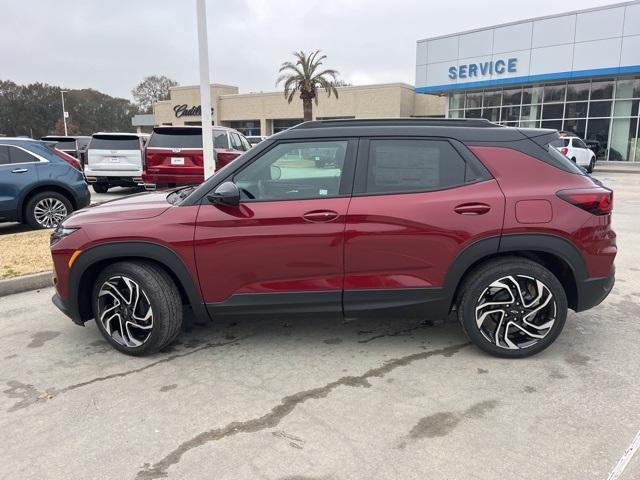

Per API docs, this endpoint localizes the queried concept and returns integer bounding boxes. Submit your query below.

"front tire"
[587,157,595,173]
[92,261,183,356]
[25,191,72,229]
[457,258,567,358]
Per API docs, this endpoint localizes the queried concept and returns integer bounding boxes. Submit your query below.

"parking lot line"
[606,430,640,480]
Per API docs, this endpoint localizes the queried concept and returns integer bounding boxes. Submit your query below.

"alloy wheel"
[475,275,556,350]
[97,275,154,347]
[33,197,68,228]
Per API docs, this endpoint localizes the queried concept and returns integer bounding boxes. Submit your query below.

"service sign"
[448,58,518,80]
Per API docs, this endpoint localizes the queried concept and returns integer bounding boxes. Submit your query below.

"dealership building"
[416,1,640,162]
[152,83,445,136]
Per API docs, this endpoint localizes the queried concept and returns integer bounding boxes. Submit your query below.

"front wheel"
[587,157,595,173]
[457,258,568,358]
[92,261,183,356]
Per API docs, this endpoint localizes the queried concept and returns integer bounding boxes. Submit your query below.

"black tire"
[587,157,595,173]
[24,191,72,229]
[457,257,568,358]
[92,183,109,194]
[91,261,183,356]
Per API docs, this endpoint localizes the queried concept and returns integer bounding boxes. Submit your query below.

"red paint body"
[51,145,616,313]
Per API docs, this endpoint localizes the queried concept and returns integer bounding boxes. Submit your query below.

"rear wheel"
[457,258,567,358]
[24,191,71,229]
[92,183,109,194]
[92,261,183,356]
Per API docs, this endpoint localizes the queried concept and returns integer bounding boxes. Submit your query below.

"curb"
[0,271,53,297]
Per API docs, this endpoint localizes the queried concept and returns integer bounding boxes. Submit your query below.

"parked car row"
[44,127,256,193]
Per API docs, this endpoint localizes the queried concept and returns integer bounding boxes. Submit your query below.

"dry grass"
[0,229,53,279]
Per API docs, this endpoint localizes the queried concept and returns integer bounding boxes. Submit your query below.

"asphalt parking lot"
[1,171,639,480]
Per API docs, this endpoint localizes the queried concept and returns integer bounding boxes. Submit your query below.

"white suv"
[84,133,146,193]
[551,135,596,173]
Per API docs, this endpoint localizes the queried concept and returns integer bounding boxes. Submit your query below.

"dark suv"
[50,119,616,358]
[0,138,90,228]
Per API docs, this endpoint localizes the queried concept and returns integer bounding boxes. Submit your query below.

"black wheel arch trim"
[18,181,81,221]
[443,233,588,311]
[68,241,207,325]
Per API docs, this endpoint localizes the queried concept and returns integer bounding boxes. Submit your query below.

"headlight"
[50,226,79,245]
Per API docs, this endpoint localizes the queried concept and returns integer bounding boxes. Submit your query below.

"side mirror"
[271,165,282,180]
[207,181,240,207]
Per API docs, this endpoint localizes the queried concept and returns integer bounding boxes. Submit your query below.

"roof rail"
[292,118,498,129]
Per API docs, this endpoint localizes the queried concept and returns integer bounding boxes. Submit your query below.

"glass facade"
[447,76,640,161]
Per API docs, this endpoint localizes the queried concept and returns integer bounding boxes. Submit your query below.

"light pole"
[196,0,215,179]
[60,90,68,136]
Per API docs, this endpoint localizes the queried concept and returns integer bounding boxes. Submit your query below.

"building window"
[543,83,566,103]
[446,76,640,161]
[226,120,261,136]
[566,82,590,102]
[272,118,304,133]
[590,80,614,100]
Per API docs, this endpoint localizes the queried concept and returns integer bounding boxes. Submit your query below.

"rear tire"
[91,261,183,356]
[457,257,567,358]
[93,183,109,194]
[24,191,72,229]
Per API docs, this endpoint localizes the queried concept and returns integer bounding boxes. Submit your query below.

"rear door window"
[9,146,39,164]
[240,135,252,151]
[90,136,141,150]
[213,131,230,149]
[230,133,243,151]
[364,139,468,194]
[0,146,10,165]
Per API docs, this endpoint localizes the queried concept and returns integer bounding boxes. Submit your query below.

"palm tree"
[276,50,340,122]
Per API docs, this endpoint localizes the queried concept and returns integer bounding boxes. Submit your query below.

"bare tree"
[132,75,178,113]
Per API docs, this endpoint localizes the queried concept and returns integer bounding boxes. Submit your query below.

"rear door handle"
[11,168,28,173]
[454,203,491,215]
[302,210,339,223]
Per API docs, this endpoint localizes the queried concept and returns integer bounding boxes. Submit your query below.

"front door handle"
[454,203,491,215]
[11,168,28,173]
[302,210,339,223]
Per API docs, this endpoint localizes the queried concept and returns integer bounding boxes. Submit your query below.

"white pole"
[60,90,68,136]
[196,0,215,180]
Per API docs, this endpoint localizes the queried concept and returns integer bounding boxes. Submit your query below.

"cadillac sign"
[173,104,214,118]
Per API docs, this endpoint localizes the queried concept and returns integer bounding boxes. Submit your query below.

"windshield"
[90,135,140,150]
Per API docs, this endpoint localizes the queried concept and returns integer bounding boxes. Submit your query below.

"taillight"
[49,146,82,171]
[560,147,569,156]
[557,188,613,215]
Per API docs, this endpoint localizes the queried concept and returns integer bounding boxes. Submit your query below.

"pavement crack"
[135,342,469,480]
[357,322,431,344]
[4,336,248,412]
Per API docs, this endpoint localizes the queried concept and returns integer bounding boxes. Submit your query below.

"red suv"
[141,126,250,189]
[50,119,616,358]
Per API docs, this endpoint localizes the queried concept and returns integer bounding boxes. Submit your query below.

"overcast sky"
[1,0,623,99]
